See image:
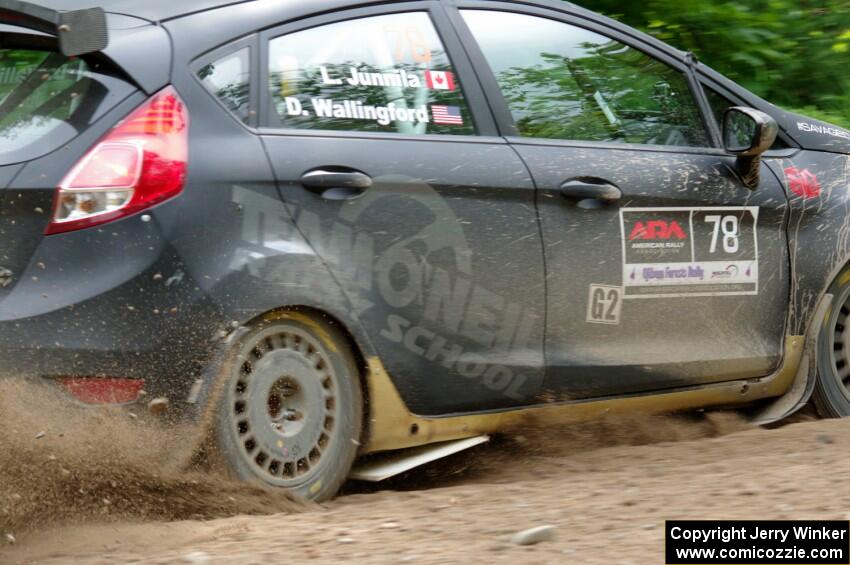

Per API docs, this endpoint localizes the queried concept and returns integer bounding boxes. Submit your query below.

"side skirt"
[361,335,804,454]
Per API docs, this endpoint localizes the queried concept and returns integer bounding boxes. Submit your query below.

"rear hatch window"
[0,46,135,165]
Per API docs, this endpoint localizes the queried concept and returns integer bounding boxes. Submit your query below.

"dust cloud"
[0,377,753,547]
[0,380,300,538]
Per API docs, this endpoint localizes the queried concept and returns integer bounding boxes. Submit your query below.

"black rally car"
[2,0,849,500]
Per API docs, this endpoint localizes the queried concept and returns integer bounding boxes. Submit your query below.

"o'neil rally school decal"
[619,207,759,299]
[282,66,463,127]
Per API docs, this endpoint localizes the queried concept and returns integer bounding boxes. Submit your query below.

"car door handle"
[300,169,373,201]
[560,179,622,204]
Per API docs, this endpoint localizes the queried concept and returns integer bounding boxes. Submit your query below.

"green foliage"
[576,0,850,128]
[496,46,709,146]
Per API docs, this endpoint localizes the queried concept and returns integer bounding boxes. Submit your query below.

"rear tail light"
[57,377,145,405]
[46,86,189,235]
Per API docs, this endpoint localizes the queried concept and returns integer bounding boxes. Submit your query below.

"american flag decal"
[431,105,463,125]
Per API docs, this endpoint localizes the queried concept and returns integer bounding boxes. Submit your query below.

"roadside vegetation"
[580,0,850,128]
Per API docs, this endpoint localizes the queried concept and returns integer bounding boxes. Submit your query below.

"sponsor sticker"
[797,121,850,141]
[784,167,821,199]
[620,207,759,299]
[317,65,456,92]
[586,285,622,325]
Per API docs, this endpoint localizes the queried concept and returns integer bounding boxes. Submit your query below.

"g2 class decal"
[586,284,622,325]
[620,207,759,299]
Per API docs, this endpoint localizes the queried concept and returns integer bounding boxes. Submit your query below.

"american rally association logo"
[628,219,688,253]
[628,219,687,241]
[626,216,693,283]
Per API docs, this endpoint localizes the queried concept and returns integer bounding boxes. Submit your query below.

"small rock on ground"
[510,525,556,546]
[182,551,210,564]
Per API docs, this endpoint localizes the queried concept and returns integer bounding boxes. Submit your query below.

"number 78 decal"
[619,207,759,299]
[704,214,740,254]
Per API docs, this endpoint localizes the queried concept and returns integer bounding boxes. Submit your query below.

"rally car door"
[454,5,790,399]
[257,4,547,415]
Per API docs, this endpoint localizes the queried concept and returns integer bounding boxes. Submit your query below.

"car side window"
[266,12,474,135]
[702,85,787,150]
[198,47,252,124]
[704,86,735,128]
[461,10,711,148]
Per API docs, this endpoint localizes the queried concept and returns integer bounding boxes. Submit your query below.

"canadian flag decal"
[425,70,456,91]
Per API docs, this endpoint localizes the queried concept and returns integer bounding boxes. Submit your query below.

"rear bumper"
[0,210,222,407]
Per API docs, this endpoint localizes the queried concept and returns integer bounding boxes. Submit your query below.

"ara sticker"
[619,207,759,299]
[784,167,821,199]
[586,285,622,325]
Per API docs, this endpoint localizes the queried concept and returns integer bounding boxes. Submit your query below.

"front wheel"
[215,312,363,501]
[813,271,850,417]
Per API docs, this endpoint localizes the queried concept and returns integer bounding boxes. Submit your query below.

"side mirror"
[722,107,779,189]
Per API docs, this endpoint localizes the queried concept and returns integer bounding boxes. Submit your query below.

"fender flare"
[752,293,832,425]
[183,306,372,426]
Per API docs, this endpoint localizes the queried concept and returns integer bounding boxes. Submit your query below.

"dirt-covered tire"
[214,311,363,501]
[813,269,850,417]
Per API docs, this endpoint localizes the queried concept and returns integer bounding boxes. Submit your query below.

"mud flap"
[350,435,489,482]
[751,295,832,425]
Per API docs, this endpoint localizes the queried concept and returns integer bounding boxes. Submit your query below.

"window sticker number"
[384,26,432,64]
[587,285,622,325]
[705,214,740,254]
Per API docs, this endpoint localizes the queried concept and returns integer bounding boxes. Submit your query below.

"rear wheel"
[814,271,850,417]
[215,312,363,501]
